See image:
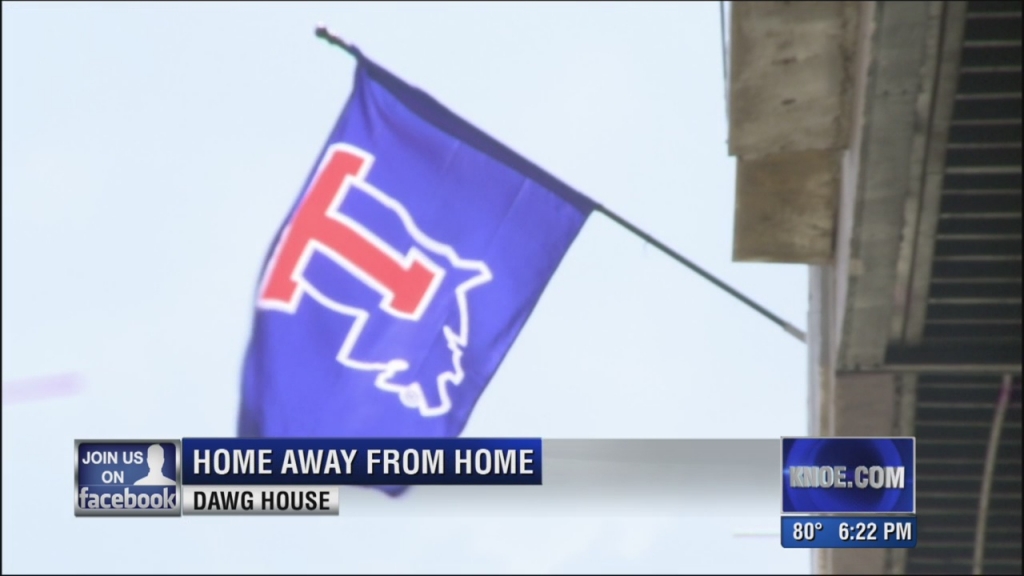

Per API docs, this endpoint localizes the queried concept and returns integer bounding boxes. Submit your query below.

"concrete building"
[726,1,1021,574]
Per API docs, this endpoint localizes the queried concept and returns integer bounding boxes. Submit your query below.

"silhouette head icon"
[133,443,175,486]
[147,443,165,473]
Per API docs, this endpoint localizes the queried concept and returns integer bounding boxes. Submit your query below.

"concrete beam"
[832,372,898,435]
[729,2,857,156]
[895,2,968,344]
[728,1,861,263]
[824,372,903,575]
[808,3,947,574]
[733,150,840,263]
[835,1,945,370]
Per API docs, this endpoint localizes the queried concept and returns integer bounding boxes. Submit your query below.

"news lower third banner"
[76,438,917,531]
[779,437,916,550]
[76,438,540,516]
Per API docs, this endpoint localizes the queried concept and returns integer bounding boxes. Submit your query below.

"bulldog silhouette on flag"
[239,50,595,445]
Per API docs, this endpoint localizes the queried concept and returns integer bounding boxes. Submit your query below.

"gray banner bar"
[337,439,781,517]
[183,486,341,515]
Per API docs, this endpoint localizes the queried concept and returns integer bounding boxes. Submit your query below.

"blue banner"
[781,437,915,514]
[238,45,596,470]
[181,437,542,486]
[781,516,918,549]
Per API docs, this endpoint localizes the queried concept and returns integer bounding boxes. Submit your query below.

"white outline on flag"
[257,143,493,417]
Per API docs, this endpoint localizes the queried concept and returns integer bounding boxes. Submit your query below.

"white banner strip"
[183,485,340,516]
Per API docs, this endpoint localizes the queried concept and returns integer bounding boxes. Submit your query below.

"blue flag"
[238,50,595,450]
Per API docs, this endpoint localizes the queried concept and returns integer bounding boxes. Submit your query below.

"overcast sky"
[2,2,809,573]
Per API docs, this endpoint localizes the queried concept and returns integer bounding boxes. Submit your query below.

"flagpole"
[594,206,806,343]
[313,26,807,344]
[316,25,357,56]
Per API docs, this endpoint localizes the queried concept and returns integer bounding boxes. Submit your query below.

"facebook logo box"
[75,440,182,517]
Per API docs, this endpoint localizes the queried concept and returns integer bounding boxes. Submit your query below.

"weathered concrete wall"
[733,150,840,263]
[826,372,902,575]
[803,4,947,573]
[729,2,855,156]
[835,0,944,370]
[818,4,982,573]
[729,1,862,263]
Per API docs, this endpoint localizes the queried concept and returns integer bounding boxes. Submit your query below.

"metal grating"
[905,2,1023,574]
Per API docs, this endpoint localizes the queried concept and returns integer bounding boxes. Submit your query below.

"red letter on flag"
[259,146,441,319]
